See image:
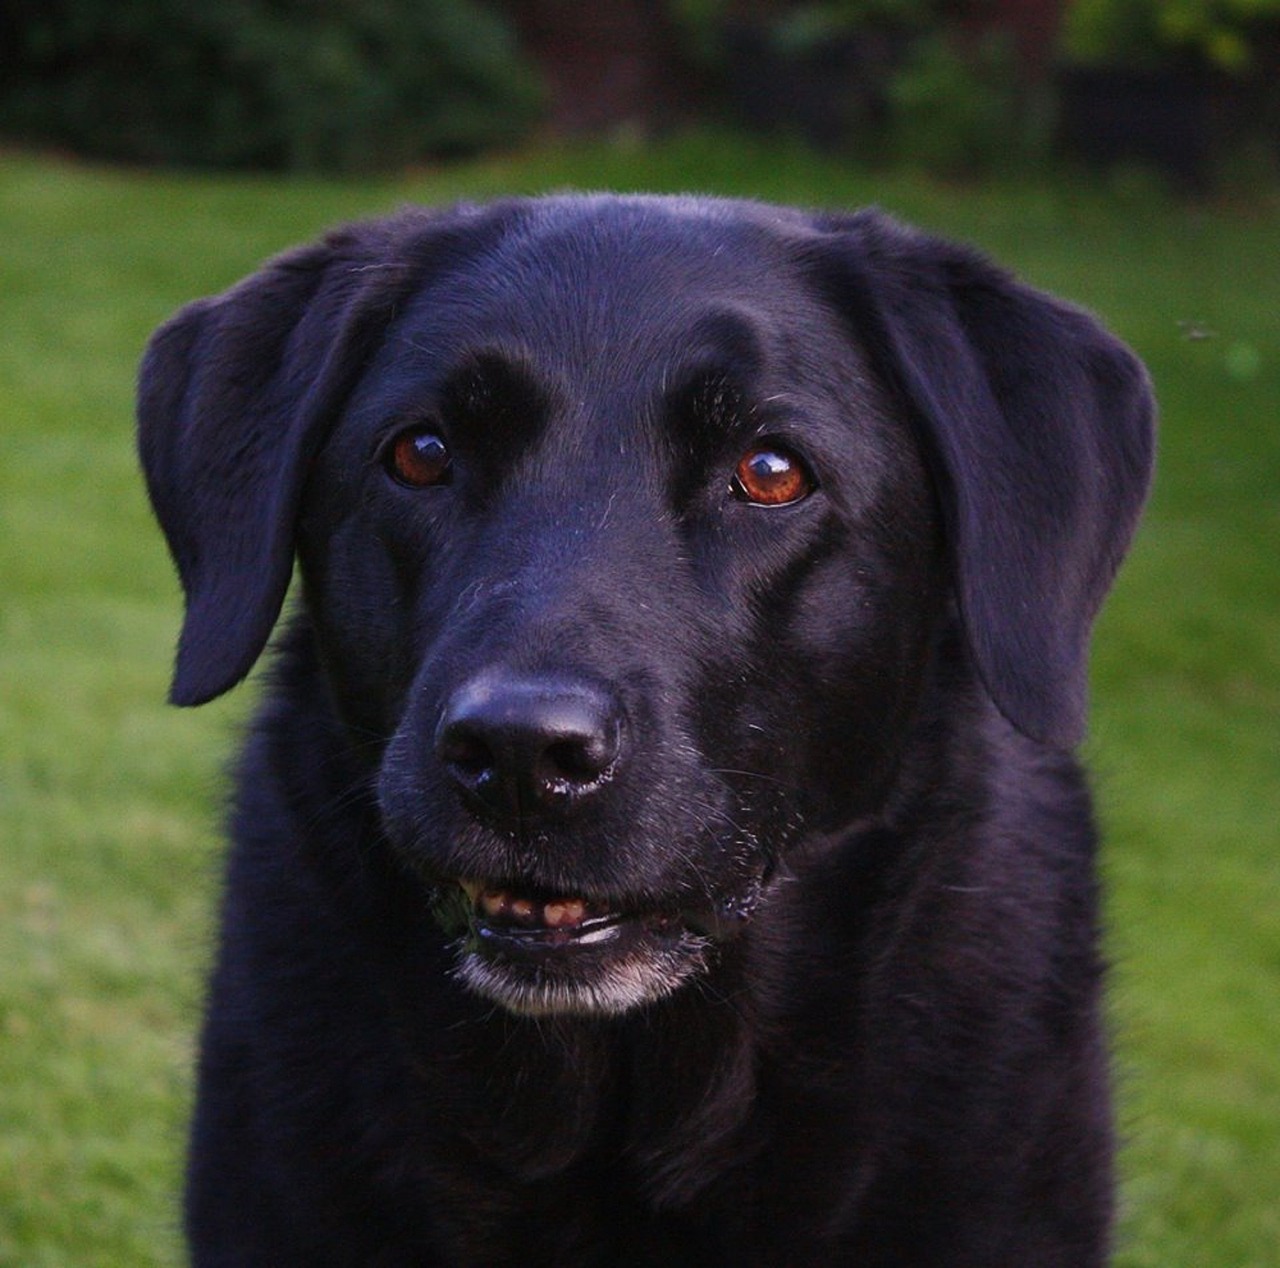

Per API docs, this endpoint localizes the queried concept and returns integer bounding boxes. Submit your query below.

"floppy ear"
[137,208,503,706]
[807,212,1156,748]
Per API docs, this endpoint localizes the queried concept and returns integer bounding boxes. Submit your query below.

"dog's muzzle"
[423,670,761,1016]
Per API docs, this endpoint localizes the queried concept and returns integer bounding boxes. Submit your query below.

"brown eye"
[730,445,814,507]
[386,428,452,488]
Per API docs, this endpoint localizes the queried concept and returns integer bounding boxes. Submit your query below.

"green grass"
[1,136,1276,1266]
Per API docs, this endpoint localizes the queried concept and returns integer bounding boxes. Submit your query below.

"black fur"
[138,196,1155,1266]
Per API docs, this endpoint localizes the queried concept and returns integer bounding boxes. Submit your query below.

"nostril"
[542,725,618,785]
[545,739,591,782]
[437,726,494,780]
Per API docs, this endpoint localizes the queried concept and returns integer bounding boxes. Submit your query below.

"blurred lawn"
[1,136,1276,1267]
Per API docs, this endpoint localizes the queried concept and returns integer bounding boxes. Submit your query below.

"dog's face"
[298,206,944,1014]
[138,197,1154,1019]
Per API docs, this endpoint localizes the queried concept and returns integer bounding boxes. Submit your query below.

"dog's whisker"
[707,766,788,788]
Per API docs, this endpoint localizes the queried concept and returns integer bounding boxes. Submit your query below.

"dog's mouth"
[460,879,674,944]
[431,877,756,1018]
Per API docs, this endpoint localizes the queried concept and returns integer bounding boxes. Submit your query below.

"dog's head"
[139,197,1154,1017]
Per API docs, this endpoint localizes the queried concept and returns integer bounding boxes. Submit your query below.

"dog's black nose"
[435,674,623,823]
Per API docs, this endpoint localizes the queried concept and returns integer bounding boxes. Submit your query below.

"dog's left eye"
[730,444,814,507]
[384,428,453,488]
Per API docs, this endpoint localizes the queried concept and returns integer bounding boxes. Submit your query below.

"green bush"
[1061,0,1280,73]
[0,0,541,172]
[888,32,1047,177]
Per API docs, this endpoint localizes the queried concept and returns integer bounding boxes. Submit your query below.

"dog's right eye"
[730,444,814,507]
[384,428,453,488]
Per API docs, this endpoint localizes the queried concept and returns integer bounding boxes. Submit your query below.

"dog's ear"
[137,209,503,706]
[805,212,1156,748]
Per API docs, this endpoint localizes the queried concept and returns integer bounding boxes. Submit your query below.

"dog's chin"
[454,933,710,1018]
[432,880,725,1018]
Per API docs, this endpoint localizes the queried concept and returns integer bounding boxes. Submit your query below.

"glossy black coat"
[138,196,1155,1266]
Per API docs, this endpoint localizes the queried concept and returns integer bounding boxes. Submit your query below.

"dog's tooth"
[544,899,586,928]
[480,891,508,919]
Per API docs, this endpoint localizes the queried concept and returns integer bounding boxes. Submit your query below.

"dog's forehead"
[388,198,820,385]
[485,195,803,303]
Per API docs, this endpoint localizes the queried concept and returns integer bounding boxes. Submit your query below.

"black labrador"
[138,196,1155,1266]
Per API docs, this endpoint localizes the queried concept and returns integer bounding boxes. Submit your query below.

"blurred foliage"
[670,0,937,61]
[1062,0,1280,73]
[888,31,1050,176]
[763,0,937,53]
[669,1,1050,177]
[0,0,541,172]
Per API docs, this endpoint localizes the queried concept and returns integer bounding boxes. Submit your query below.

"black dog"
[138,196,1154,1266]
